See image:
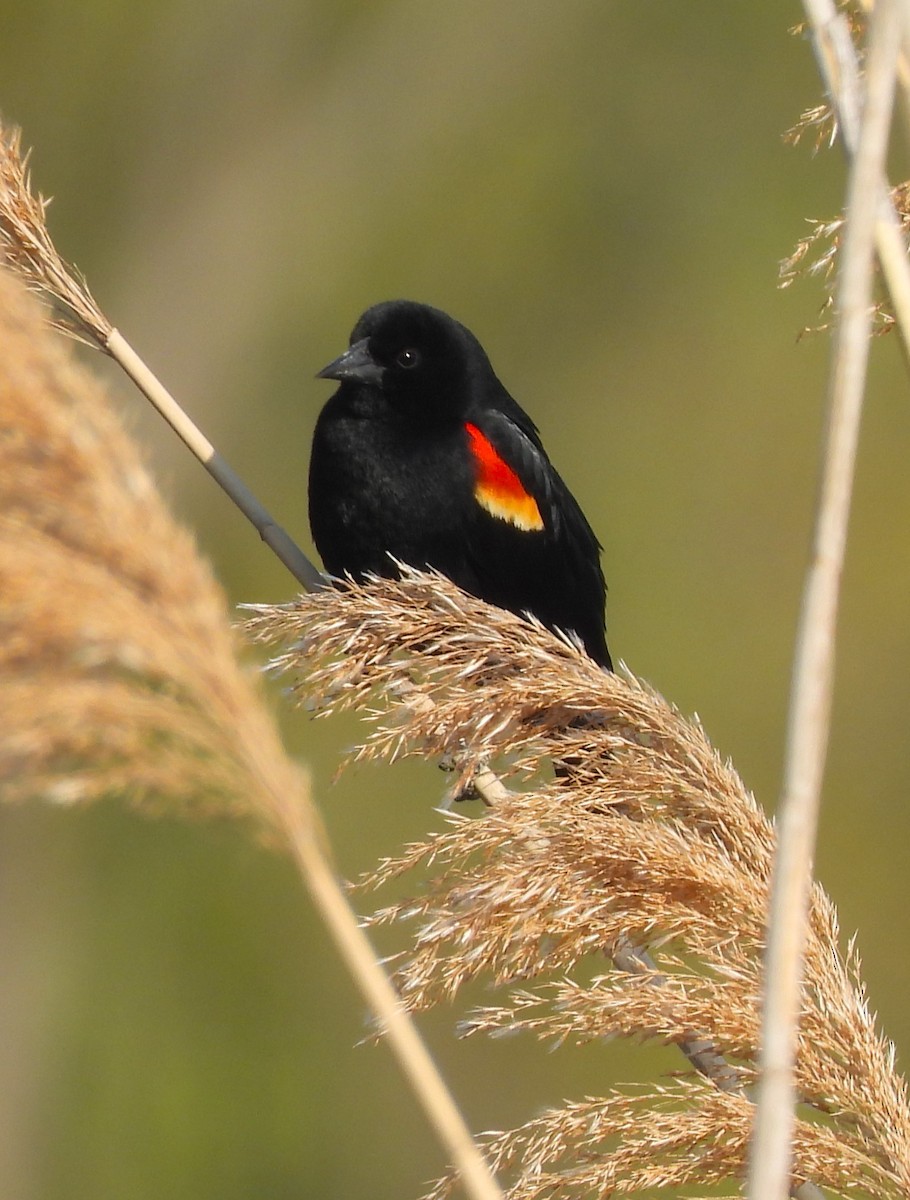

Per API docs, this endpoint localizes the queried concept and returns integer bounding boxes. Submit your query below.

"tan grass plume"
[0,265,278,814]
[247,569,910,1199]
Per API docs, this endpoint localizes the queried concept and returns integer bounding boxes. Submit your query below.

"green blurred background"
[2,3,909,1197]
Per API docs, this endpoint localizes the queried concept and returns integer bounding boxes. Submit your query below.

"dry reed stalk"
[247,568,910,1199]
[0,122,324,593]
[0,266,502,1200]
[757,3,905,1196]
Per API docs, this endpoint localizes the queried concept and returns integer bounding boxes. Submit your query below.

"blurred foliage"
[1,3,909,1199]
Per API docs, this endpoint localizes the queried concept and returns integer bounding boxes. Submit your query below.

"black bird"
[309,300,611,669]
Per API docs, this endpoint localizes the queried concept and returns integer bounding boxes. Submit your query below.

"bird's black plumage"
[308,300,611,669]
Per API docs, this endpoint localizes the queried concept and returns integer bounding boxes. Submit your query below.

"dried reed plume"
[0,125,110,344]
[0,265,502,1200]
[0,266,273,815]
[779,181,910,335]
[247,569,910,1199]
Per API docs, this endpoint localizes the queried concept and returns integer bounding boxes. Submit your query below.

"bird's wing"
[462,406,611,666]
[468,406,601,553]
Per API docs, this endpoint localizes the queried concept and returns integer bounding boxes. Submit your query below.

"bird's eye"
[395,347,421,369]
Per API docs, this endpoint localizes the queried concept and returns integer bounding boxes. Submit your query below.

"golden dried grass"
[247,569,910,1199]
[0,262,298,823]
[0,125,110,344]
[780,180,910,338]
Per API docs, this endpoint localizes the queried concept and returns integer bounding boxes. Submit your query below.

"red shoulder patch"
[465,422,544,532]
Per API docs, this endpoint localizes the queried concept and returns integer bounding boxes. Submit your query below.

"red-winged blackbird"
[309,300,612,670]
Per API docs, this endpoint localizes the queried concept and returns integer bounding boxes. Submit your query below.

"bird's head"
[317,300,489,420]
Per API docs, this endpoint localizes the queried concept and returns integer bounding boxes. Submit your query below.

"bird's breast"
[313,410,472,530]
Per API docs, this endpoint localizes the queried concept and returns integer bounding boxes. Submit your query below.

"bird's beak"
[316,337,384,385]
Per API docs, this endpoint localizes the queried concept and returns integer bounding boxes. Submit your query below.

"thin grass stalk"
[268,783,504,1200]
[104,330,325,591]
[749,6,902,1199]
[229,731,504,1200]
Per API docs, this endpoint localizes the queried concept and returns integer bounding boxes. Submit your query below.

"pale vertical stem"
[273,784,504,1200]
[106,329,326,593]
[747,5,902,1200]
